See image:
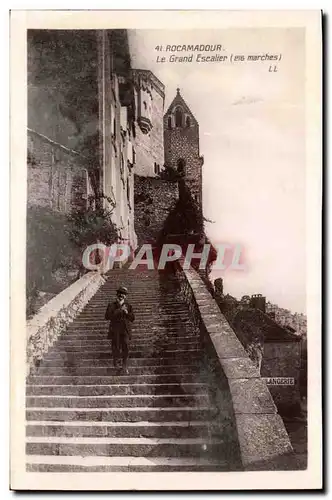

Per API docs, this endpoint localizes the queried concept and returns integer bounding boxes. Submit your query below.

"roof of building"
[232,306,301,343]
[164,88,198,124]
[131,69,165,98]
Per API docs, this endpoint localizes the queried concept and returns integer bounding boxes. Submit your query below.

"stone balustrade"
[175,264,299,470]
[26,271,105,376]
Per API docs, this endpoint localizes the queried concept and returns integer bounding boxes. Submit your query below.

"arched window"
[175,107,183,128]
[168,116,172,129]
[177,158,186,175]
[186,116,191,128]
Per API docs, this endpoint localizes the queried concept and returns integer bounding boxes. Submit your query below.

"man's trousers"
[111,335,129,367]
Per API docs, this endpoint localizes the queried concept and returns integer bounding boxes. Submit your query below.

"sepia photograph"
[10,10,322,490]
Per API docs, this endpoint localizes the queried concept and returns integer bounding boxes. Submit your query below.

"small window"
[168,116,172,129]
[175,107,183,128]
[186,116,191,128]
[177,158,186,175]
[154,162,160,175]
[143,101,147,110]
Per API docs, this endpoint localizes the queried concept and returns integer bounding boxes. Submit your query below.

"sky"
[128,28,306,313]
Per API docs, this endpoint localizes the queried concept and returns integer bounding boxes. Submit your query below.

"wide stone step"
[26,406,217,422]
[40,358,202,369]
[53,338,199,348]
[26,436,224,458]
[26,393,210,408]
[70,321,193,328]
[26,382,209,396]
[42,353,202,364]
[27,374,208,385]
[61,327,197,335]
[64,325,196,334]
[86,305,178,310]
[84,304,187,311]
[50,340,200,350]
[54,339,201,350]
[61,329,197,338]
[94,299,171,303]
[77,316,191,322]
[86,306,180,312]
[83,309,188,316]
[43,350,202,363]
[26,420,218,438]
[26,455,230,472]
[79,309,190,316]
[55,335,197,344]
[34,364,203,377]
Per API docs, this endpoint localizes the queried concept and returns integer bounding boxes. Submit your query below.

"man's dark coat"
[105,300,135,343]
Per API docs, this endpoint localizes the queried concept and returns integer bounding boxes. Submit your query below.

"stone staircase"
[26,268,242,472]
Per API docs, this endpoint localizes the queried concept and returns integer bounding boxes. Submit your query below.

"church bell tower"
[163,88,204,207]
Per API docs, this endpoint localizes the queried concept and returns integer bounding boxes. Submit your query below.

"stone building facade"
[266,302,307,337]
[97,31,136,248]
[132,70,165,178]
[27,29,137,249]
[261,339,302,415]
[164,88,204,206]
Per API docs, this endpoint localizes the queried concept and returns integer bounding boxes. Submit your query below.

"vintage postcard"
[10,10,322,490]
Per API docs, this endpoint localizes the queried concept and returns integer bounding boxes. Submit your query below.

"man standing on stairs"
[105,286,135,374]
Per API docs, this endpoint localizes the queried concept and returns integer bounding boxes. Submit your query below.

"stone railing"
[26,271,105,376]
[175,264,299,471]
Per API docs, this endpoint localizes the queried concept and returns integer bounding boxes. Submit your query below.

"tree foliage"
[26,196,118,317]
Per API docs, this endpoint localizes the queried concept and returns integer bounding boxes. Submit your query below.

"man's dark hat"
[117,286,128,295]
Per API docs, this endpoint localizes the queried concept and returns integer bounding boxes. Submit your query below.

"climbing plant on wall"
[26,194,118,318]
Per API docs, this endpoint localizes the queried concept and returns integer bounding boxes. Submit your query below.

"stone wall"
[28,30,99,213]
[262,342,302,414]
[28,129,91,212]
[26,272,105,376]
[134,175,178,246]
[174,264,299,471]
[28,29,99,153]
[214,286,302,414]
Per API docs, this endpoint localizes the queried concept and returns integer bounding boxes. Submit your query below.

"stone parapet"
[175,265,299,471]
[26,272,105,376]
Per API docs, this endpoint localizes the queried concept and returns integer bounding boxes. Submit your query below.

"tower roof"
[164,88,198,125]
